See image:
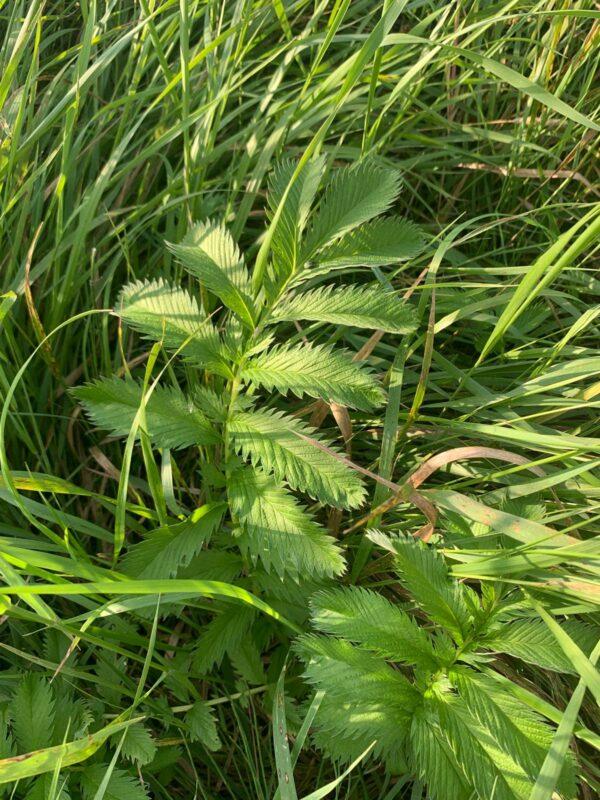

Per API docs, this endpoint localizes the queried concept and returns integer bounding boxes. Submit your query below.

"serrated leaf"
[229,638,266,685]
[168,231,256,328]
[73,376,218,449]
[434,696,525,800]
[270,284,417,333]
[193,603,256,673]
[369,531,472,643]
[268,156,326,280]
[310,586,438,669]
[79,765,148,800]
[295,634,418,766]
[193,385,228,421]
[182,219,249,291]
[453,670,552,785]
[117,723,156,766]
[484,618,599,675]
[228,465,345,579]
[228,407,366,509]
[116,279,229,375]
[410,711,471,800]
[0,727,14,761]
[240,343,385,410]
[121,504,224,579]
[302,162,401,257]
[185,701,221,751]
[317,217,424,268]
[11,673,55,753]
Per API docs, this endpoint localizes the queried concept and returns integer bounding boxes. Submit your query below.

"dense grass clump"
[0,2,599,798]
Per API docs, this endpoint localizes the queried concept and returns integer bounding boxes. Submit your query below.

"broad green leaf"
[410,712,471,800]
[435,697,527,800]
[484,618,599,674]
[73,376,219,449]
[270,284,417,333]
[227,465,345,579]
[121,504,225,579]
[302,162,401,258]
[316,217,424,268]
[117,723,156,766]
[117,279,229,375]
[295,634,419,767]
[193,604,255,673]
[182,219,249,291]
[168,236,256,328]
[252,0,410,291]
[79,763,148,800]
[268,156,326,280]
[228,407,366,508]
[11,673,54,753]
[185,701,221,751]
[240,343,385,410]
[368,531,472,643]
[453,671,556,786]
[310,586,438,669]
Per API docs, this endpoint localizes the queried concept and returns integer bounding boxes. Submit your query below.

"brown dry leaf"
[344,446,544,539]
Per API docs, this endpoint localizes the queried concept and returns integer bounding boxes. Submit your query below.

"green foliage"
[228,407,365,509]
[316,217,425,268]
[269,284,417,333]
[24,775,70,800]
[79,766,148,800]
[116,279,229,375]
[117,723,157,766]
[371,531,472,643]
[310,586,437,669]
[185,702,222,751]
[483,618,599,674]
[296,534,584,799]
[10,674,55,753]
[193,603,256,673]
[301,162,401,258]
[228,465,344,579]
[239,343,385,410]
[1,673,145,799]
[168,235,257,329]
[267,156,326,280]
[2,4,599,796]
[121,505,224,579]
[74,159,418,581]
[72,377,218,449]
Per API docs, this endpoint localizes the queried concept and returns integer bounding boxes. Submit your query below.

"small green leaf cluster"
[295,532,583,800]
[0,670,150,800]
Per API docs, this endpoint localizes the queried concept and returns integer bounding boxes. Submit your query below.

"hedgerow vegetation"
[0,1,599,798]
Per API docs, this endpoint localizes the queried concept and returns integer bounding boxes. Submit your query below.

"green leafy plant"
[73,159,422,585]
[2,3,599,796]
[0,670,150,799]
[295,531,591,800]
